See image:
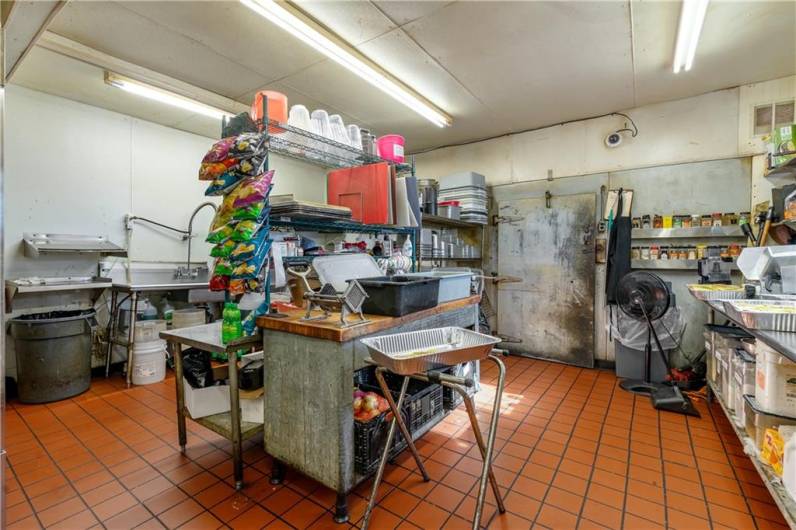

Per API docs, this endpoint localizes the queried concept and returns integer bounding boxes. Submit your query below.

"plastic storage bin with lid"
[744,395,796,451]
[732,348,756,428]
[376,134,405,163]
[755,340,796,417]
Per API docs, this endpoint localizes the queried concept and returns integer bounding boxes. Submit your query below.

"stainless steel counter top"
[160,321,261,355]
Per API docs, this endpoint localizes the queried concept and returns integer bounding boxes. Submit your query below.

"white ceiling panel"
[370,1,454,26]
[298,1,396,45]
[13,47,223,138]
[400,1,636,131]
[633,1,796,106]
[49,1,270,98]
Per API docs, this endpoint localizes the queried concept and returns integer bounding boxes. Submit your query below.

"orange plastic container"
[251,91,288,131]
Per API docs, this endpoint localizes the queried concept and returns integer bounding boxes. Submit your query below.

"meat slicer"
[737,245,796,299]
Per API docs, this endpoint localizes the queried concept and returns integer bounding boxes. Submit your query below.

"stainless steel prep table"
[160,322,262,490]
[256,296,481,523]
[107,269,217,385]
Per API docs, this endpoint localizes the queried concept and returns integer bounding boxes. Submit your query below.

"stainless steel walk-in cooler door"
[496,193,596,367]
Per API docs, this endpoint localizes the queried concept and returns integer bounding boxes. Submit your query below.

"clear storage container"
[732,348,756,427]
[744,395,796,451]
[755,341,796,417]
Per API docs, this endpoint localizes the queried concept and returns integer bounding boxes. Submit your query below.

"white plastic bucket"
[135,320,167,342]
[756,341,796,417]
[172,308,205,329]
[132,339,167,385]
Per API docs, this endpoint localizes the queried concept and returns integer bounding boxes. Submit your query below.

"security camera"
[605,132,623,148]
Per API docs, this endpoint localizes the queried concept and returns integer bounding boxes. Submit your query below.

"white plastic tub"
[404,270,472,303]
[755,341,796,416]
[172,308,205,329]
[131,340,167,385]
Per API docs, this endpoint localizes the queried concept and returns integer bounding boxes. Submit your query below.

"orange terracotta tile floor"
[4,355,790,529]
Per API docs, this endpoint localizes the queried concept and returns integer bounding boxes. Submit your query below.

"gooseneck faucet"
[179,201,218,279]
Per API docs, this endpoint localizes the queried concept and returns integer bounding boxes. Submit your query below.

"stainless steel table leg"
[362,373,425,530]
[173,341,187,452]
[105,290,118,378]
[452,384,505,515]
[125,292,139,388]
[472,354,506,530]
[228,353,244,490]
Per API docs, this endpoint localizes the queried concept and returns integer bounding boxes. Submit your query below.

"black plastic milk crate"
[440,362,477,411]
[354,409,408,476]
[356,368,444,432]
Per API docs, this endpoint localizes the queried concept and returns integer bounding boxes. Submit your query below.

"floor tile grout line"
[617,387,637,529]
[684,401,721,530]
[480,364,598,526]
[656,401,678,530]
[703,397,764,529]
[13,403,134,528]
[3,421,49,529]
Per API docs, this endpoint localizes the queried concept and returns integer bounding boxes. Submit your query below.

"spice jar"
[723,212,738,226]
[650,245,659,259]
[642,215,651,229]
[729,243,741,257]
[673,216,683,228]
[701,214,712,227]
[690,214,700,227]
[680,248,689,259]
[640,246,651,260]
[663,215,673,229]
[740,212,751,226]
[682,216,692,228]
[712,213,723,227]
[687,246,697,260]
[632,218,641,229]
[631,247,641,260]
[653,215,663,229]
[719,246,730,259]
[660,246,669,260]
[696,244,707,259]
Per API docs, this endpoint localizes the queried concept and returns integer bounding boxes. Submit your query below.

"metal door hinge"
[492,215,522,225]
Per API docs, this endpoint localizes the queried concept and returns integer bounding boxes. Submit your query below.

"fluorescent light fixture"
[673,0,709,73]
[240,0,452,127]
[104,72,233,119]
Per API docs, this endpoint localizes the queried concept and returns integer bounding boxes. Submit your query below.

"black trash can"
[10,310,96,403]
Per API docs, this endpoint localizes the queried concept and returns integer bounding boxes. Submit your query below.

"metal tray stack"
[723,299,796,332]
[360,327,500,375]
[687,284,746,301]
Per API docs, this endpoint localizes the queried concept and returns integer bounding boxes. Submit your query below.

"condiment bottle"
[712,213,723,227]
[641,247,651,259]
[663,216,673,229]
[687,247,697,260]
[660,246,669,260]
[653,215,663,229]
[701,214,712,227]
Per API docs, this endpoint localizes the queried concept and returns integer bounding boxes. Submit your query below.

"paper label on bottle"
[394,144,404,158]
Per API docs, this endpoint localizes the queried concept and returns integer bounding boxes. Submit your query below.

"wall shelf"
[632,226,744,239]
[631,258,738,271]
[421,214,484,229]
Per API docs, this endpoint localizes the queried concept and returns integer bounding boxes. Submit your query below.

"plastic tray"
[313,254,382,292]
[361,327,500,375]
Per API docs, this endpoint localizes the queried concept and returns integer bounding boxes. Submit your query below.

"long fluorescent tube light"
[240,0,452,128]
[673,0,709,73]
[104,72,233,120]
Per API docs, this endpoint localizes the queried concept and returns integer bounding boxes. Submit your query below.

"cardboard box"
[241,395,264,424]
[184,378,230,419]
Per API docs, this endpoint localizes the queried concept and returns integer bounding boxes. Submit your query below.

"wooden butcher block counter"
[255,295,481,522]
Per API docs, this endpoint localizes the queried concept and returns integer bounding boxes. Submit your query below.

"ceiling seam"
[366,0,494,113]
[628,0,637,108]
[109,1,298,89]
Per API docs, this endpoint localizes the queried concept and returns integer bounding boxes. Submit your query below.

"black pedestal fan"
[616,271,699,417]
